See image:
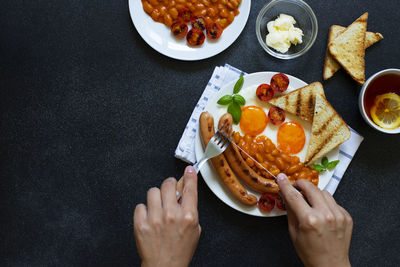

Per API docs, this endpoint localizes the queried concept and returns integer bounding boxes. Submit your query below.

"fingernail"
[277,173,287,182]
[185,166,195,174]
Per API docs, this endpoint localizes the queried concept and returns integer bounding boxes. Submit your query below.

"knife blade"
[223,133,278,181]
[225,133,306,198]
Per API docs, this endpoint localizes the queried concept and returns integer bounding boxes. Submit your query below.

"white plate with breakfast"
[195,72,350,217]
[129,0,251,61]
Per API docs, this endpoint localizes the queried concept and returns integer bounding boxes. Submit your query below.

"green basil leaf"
[233,74,244,94]
[326,160,340,170]
[233,94,245,106]
[321,157,329,167]
[217,95,233,105]
[311,164,325,172]
[228,101,241,124]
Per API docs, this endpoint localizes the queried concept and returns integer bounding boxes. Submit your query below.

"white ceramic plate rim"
[195,72,339,217]
[128,0,251,61]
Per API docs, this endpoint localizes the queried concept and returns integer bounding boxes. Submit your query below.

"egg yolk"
[240,105,268,136]
[277,121,306,154]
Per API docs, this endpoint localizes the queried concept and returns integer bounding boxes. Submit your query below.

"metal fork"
[176,124,231,199]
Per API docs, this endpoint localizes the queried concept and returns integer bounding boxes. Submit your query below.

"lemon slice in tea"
[370,93,400,129]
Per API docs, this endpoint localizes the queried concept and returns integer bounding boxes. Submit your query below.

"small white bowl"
[255,0,318,59]
[359,69,400,134]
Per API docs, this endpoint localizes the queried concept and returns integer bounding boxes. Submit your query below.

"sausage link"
[199,112,257,206]
[218,113,279,194]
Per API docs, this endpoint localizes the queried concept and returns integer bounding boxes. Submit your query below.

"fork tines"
[214,122,233,148]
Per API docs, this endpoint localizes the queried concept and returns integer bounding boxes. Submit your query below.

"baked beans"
[141,0,241,28]
[233,132,319,185]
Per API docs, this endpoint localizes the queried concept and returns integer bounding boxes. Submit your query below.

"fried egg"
[277,121,306,154]
[240,106,268,136]
[215,84,311,161]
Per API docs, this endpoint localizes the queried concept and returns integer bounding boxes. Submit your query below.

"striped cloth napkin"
[175,64,364,195]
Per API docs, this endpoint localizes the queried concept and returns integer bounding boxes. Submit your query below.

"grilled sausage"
[199,112,257,206]
[218,113,280,194]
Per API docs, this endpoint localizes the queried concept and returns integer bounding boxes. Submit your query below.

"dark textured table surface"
[1,0,400,266]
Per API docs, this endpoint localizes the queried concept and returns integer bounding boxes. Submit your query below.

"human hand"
[133,166,201,267]
[276,173,353,267]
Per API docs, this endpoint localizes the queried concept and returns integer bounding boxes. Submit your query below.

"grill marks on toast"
[313,114,335,136]
[307,114,346,163]
[306,92,315,122]
[307,131,336,164]
[268,82,325,123]
[308,94,314,111]
[268,82,351,165]
[296,91,302,116]
[305,94,351,165]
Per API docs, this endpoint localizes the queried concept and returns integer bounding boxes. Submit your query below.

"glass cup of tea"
[359,69,400,134]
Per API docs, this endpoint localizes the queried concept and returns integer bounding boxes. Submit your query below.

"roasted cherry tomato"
[170,19,188,38]
[186,28,205,46]
[206,23,223,39]
[178,8,193,22]
[271,73,290,92]
[268,106,286,125]
[256,83,274,102]
[191,16,206,31]
[258,193,276,212]
[276,195,286,211]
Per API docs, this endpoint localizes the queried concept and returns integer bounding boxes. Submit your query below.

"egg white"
[215,84,311,161]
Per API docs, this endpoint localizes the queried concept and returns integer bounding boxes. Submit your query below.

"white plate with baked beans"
[129,0,251,60]
[194,72,339,217]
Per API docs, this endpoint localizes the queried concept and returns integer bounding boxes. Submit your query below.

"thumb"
[182,166,198,210]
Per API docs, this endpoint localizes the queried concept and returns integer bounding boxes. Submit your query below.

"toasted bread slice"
[305,94,351,165]
[268,82,325,123]
[333,25,383,49]
[323,26,343,80]
[328,12,368,84]
[323,24,383,80]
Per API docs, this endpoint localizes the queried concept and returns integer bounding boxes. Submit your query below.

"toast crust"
[323,26,342,80]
